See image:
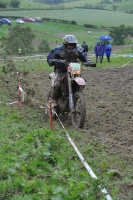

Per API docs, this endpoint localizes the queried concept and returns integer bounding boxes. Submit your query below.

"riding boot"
[50,87,58,107]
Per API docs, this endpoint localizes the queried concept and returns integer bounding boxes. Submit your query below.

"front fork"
[67,73,75,112]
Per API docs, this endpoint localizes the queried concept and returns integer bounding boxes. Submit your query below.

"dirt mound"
[2,64,133,152]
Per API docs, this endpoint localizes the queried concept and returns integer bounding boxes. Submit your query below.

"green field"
[0,20,110,53]
[0,8,133,27]
[3,0,133,12]
[0,20,133,58]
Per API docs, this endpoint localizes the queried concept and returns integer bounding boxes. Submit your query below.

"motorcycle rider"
[47,34,96,107]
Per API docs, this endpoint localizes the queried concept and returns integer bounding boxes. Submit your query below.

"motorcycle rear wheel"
[71,91,86,129]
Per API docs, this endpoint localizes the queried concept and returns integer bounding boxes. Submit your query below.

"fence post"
[49,100,53,130]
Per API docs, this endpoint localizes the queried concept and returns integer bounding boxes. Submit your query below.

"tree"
[0,2,7,8]
[71,20,77,25]
[109,24,133,45]
[38,39,50,53]
[129,9,133,14]
[46,0,63,4]
[85,4,93,9]
[3,25,35,55]
[112,5,118,11]
[9,0,20,8]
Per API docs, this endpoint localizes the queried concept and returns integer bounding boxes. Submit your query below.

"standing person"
[94,42,103,63]
[101,42,105,60]
[82,42,88,54]
[47,35,96,107]
[105,41,112,63]
[18,47,22,56]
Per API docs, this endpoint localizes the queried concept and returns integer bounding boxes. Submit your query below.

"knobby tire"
[71,91,86,129]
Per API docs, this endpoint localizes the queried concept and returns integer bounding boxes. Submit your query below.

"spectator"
[101,42,105,60]
[105,41,112,63]
[82,42,88,54]
[94,42,103,63]
[18,47,22,56]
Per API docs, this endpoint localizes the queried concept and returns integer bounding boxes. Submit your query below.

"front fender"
[74,77,86,85]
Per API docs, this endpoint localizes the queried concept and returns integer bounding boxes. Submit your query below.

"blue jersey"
[105,44,112,55]
[94,44,103,56]
[47,44,89,72]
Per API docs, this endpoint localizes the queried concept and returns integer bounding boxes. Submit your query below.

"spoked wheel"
[71,92,86,129]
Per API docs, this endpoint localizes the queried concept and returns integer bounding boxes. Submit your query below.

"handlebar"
[83,61,96,67]
[55,60,97,67]
[49,59,96,67]
[48,59,67,67]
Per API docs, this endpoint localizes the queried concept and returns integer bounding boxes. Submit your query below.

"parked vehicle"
[46,61,96,128]
[23,17,35,22]
[16,19,24,24]
[34,17,43,22]
[1,18,11,25]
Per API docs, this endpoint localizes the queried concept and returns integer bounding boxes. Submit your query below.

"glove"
[89,61,96,67]
[48,59,66,66]
[84,61,96,67]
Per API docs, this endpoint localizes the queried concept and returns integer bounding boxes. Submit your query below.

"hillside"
[3,0,133,12]
[21,0,133,12]
[0,9,133,27]
[1,58,133,199]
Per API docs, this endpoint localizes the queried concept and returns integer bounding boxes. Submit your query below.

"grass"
[0,24,10,37]
[1,8,133,27]
[105,0,133,11]
[95,56,133,68]
[0,53,133,199]
[0,93,118,200]
[0,53,132,70]
[1,20,133,55]
[3,0,133,11]
[114,47,133,54]
[0,21,108,54]
[0,67,108,200]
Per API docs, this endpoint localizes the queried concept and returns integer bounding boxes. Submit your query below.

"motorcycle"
[46,60,96,129]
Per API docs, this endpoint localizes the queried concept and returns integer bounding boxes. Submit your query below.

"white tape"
[7,101,18,105]
[18,86,25,102]
[54,110,113,200]
[121,60,132,67]
[0,101,18,105]
[19,86,24,93]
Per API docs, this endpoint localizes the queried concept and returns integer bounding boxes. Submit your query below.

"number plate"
[69,63,81,70]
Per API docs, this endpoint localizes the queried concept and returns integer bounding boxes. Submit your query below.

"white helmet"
[62,35,78,53]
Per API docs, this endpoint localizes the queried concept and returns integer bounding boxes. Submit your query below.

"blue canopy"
[99,35,112,41]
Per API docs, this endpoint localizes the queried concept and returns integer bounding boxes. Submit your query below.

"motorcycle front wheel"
[71,91,86,129]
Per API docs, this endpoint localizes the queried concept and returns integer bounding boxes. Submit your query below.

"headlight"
[72,70,81,75]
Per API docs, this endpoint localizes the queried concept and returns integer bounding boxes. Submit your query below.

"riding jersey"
[47,44,89,72]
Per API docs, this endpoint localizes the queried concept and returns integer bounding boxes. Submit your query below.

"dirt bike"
[46,60,96,129]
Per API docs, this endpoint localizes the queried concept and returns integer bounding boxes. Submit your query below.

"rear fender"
[74,77,86,85]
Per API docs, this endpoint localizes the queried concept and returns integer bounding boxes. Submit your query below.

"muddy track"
[1,64,133,199]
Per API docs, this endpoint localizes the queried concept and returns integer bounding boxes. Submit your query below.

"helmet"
[62,35,78,54]
[62,35,78,44]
